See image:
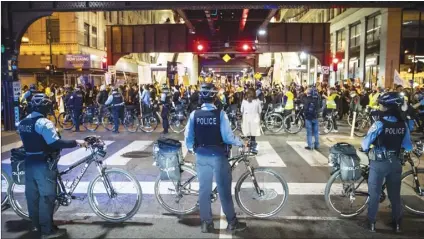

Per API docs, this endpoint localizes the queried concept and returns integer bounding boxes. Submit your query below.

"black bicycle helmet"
[29,93,52,115]
[29,84,36,91]
[199,83,217,103]
[378,92,404,109]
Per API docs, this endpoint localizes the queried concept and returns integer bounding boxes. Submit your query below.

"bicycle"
[154,137,289,218]
[318,110,338,135]
[324,142,424,217]
[283,103,305,134]
[7,136,143,222]
[123,105,159,133]
[1,169,11,209]
[354,106,379,137]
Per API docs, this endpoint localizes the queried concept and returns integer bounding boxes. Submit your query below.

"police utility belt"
[27,150,61,170]
[368,148,399,162]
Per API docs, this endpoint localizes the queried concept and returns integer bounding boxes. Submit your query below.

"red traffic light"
[197,44,204,51]
[332,58,339,64]
[242,44,250,51]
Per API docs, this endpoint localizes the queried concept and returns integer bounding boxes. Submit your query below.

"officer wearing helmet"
[105,85,124,133]
[160,84,171,135]
[21,84,40,104]
[67,85,84,132]
[361,92,413,233]
[17,94,86,238]
[185,83,247,233]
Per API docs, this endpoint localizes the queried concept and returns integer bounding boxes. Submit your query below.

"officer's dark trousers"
[72,108,82,131]
[367,159,403,223]
[196,151,236,224]
[112,106,123,132]
[25,156,57,234]
[161,105,169,133]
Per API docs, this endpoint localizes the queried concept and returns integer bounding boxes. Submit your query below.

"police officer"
[17,94,86,238]
[160,84,171,135]
[105,86,124,133]
[66,85,84,132]
[185,83,247,234]
[62,85,72,112]
[21,84,40,104]
[96,85,108,123]
[361,92,413,233]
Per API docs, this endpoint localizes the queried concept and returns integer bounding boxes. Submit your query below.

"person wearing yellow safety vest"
[368,87,383,110]
[283,87,295,130]
[323,87,340,132]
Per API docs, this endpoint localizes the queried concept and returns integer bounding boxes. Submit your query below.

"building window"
[109,12,112,22]
[84,23,90,46]
[336,29,346,52]
[104,30,107,50]
[91,26,98,49]
[402,10,420,38]
[349,23,361,49]
[46,18,60,43]
[104,12,107,20]
[366,13,381,48]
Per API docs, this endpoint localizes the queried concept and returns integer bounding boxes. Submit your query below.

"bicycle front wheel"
[82,113,100,132]
[324,170,369,218]
[155,165,199,215]
[1,169,11,208]
[123,114,140,133]
[354,118,369,137]
[87,168,142,222]
[102,113,115,131]
[58,112,74,130]
[264,114,284,133]
[319,118,333,135]
[400,168,424,216]
[139,115,158,133]
[235,168,289,218]
[283,114,304,134]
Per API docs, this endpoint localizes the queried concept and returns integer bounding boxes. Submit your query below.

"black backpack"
[304,98,318,120]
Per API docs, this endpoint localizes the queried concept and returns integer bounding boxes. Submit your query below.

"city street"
[1,123,424,239]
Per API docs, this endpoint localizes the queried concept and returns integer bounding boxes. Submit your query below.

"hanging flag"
[394,69,405,87]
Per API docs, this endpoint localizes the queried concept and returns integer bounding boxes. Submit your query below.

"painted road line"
[1,141,23,153]
[59,140,114,166]
[3,182,373,195]
[104,140,153,165]
[255,141,286,167]
[219,207,232,239]
[286,141,328,167]
[1,141,115,166]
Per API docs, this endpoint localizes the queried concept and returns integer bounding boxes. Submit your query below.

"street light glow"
[258,29,266,35]
[300,52,307,60]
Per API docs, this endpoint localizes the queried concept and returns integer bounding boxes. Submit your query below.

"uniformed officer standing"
[185,83,247,234]
[361,92,413,233]
[160,84,171,135]
[21,84,40,104]
[67,85,84,132]
[17,94,86,239]
[105,86,124,133]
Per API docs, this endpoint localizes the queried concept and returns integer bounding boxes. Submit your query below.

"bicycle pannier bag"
[153,138,183,181]
[329,143,362,182]
[11,147,26,185]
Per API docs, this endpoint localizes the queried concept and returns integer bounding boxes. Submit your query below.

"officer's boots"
[388,220,401,233]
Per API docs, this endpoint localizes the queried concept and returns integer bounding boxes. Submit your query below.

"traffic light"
[237,42,256,52]
[194,41,208,53]
[332,57,339,72]
[102,56,107,69]
[45,64,56,74]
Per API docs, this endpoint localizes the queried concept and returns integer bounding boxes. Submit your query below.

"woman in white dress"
[241,88,262,151]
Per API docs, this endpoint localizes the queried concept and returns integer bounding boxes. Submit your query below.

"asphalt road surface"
[1,123,423,239]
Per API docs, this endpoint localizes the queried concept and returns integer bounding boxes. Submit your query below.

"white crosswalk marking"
[6,181,372,195]
[59,141,114,166]
[1,141,23,153]
[255,141,286,167]
[1,141,115,166]
[103,140,153,165]
[286,141,328,166]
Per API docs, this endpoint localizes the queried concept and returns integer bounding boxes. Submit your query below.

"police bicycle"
[324,142,424,217]
[354,106,379,137]
[7,136,143,222]
[318,110,338,135]
[260,104,285,134]
[1,169,11,209]
[58,107,101,132]
[154,137,289,218]
[282,103,305,134]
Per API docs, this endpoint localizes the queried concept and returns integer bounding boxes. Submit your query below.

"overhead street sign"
[222,54,232,63]
[321,66,330,75]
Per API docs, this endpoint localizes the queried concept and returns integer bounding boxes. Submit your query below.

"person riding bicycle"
[184,83,247,234]
[17,93,86,239]
[67,85,84,132]
[105,86,124,133]
[360,92,413,233]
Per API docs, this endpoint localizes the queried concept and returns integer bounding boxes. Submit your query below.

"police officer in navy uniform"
[185,83,247,233]
[21,84,40,104]
[361,92,413,233]
[160,84,171,135]
[105,86,124,133]
[17,94,86,239]
[67,85,84,132]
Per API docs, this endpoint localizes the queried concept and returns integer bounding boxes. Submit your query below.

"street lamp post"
[47,16,53,86]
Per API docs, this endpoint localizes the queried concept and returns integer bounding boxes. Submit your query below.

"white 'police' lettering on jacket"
[196,117,217,125]
[385,127,405,135]
[18,124,33,133]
